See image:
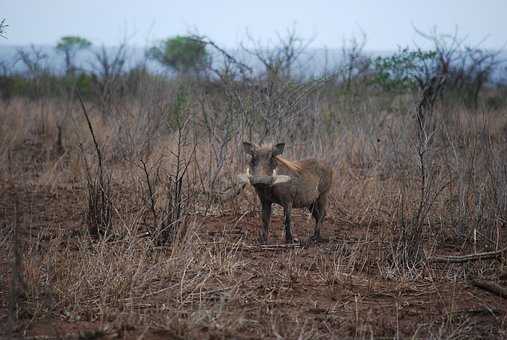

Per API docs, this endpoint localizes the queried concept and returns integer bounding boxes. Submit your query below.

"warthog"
[238,142,333,243]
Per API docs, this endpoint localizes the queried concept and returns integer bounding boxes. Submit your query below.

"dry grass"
[1,90,506,339]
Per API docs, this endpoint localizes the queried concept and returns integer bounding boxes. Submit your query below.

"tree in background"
[147,35,209,76]
[372,48,440,93]
[0,18,7,38]
[56,35,92,75]
[414,27,501,108]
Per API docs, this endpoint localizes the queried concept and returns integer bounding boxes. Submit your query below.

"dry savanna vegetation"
[1,28,507,339]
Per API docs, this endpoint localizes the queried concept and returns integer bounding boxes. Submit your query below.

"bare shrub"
[140,117,196,246]
[382,69,449,275]
[77,92,113,239]
[415,27,502,109]
[90,42,128,116]
[337,32,371,92]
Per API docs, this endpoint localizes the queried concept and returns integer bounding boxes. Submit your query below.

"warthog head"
[239,142,291,186]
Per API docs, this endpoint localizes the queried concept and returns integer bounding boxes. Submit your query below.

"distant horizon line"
[1,43,505,54]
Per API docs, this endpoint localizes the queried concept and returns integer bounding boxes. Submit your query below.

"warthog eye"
[250,158,257,167]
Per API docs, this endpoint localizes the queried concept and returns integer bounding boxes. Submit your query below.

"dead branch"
[77,89,112,238]
[428,247,507,263]
[194,36,253,76]
[470,279,507,298]
[0,18,8,38]
[239,243,302,251]
[140,159,158,222]
[76,90,103,171]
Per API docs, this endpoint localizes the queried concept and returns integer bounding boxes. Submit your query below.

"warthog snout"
[249,175,273,185]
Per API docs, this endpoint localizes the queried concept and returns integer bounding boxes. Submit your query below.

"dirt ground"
[0,136,505,339]
[1,173,506,340]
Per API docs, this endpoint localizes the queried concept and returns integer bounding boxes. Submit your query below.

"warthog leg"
[309,195,327,242]
[259,200,272,244]
[283,203,294,243]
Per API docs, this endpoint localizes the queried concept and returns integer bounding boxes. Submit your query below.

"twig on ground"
[239,242,302,251]
[428,247,507,263]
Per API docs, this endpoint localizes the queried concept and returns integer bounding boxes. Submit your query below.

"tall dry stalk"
[77,91,113,239]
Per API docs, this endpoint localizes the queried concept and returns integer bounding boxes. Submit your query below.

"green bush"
[371,48,438,92]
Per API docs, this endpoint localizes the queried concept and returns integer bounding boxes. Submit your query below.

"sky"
[1,0,506,50]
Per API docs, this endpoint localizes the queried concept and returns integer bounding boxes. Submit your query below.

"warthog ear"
[272,143,285,156]
[242,142,256,155]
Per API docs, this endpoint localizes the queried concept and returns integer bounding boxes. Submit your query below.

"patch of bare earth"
[1,177,506,339]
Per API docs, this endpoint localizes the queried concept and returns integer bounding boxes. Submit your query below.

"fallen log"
[428,247,507,263]
[470,279,507,299]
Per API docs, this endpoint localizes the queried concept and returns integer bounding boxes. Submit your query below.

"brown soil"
[0,148,506,339]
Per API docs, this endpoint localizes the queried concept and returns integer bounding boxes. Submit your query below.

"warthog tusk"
[238,168,290,186]
[272,175,291,185]
[272,169,291,185]
[237,168,252,184]
[237,173,250,184]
